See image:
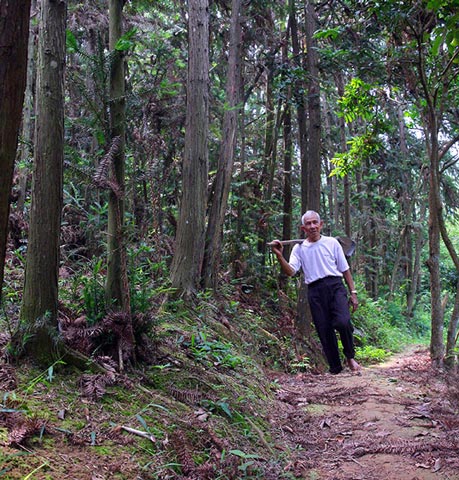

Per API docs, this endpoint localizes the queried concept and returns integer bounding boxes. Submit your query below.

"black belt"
[308,276,341,288]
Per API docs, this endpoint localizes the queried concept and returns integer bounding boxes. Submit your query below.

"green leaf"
[66,30,79,53]
[427,0,445,10]
[136,413,150,432]
[432,33,444,56]
[218,401,232,418]
[313,27,341,40]
[115,28,137,51]
[229,449,260,459]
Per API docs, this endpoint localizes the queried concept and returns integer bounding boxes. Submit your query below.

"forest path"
[269,346,459,480]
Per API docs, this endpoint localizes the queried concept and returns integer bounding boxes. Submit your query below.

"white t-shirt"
[288,235,350,284]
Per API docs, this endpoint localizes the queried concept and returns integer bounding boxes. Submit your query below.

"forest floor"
[2,345,459,479]
[269,345,459,480]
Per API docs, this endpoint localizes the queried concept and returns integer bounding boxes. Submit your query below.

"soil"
[2,346,459,479]
[269,345,459,480]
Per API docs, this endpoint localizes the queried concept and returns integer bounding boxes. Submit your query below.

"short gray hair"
[301,210,321,225]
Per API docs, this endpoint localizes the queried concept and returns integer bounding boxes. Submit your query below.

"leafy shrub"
[355,345,390,364]
[352,297,417,353]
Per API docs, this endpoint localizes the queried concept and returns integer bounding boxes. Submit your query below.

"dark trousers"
[307,276,355,374]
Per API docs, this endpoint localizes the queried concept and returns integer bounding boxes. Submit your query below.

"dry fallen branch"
[115,425,156,442]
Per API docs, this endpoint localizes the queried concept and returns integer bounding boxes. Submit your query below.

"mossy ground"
[0,286,315,479]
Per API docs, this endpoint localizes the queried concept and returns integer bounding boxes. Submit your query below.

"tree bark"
[425,109,444,366]
[17,0,37,214]
[256,66,277,260]
[406,201,426,319]
[106,0,130,312]
[279,35,293,290]
[170,0,209,297]
[289,0,313,339]
[304,0,321,211]
[0,0,32,298]
[20,0,66,365]
[289,0,308,214]
[202,0,242,289]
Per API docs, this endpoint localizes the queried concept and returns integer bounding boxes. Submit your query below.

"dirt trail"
[269,346,459,480]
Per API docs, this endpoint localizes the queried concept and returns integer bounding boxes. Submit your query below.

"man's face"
[301,214,323,242]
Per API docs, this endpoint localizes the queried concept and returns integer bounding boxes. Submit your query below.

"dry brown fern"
[93,136,123,197]
[7,417,46,447]
[80,371,116,400]
[0,363,17,391]
[168,386,203,405]
[101,311,135,363]
[59,314,104,355]
[345,436,459,457]
[170,430,195,476]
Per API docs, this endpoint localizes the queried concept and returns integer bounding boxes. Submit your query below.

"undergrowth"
[0,250,431,479]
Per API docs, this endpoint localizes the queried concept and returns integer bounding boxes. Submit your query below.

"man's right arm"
[270,241,296,277]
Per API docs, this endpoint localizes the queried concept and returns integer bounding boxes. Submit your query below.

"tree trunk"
[282,103,292,249]
[279,35,292,290]
[170,0,209,297]
[256,67,276,260]
[289,0,308,214]
[445,277,459,369]
[289,0,312,339]
[0,0,32,298]
[231,99,247,279]
[202,0,242,289]
[105,0,130,312]
[20,0,66,365]
[406,200,426,319]
[426,116,444,367]
[304,0,321,211]
[398,105,413,298]
[16,0,37,214]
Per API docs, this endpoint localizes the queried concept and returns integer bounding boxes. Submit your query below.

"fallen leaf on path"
[363,421,377,429]
[320,418,331,429]
[432,458,442,472]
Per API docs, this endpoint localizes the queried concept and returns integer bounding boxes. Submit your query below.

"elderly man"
[270,210,360,374]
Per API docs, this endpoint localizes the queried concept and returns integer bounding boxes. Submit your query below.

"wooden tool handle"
[267,239,304,246]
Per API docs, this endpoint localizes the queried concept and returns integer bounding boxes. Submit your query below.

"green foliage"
[115,28,137,52]
[352,295,421,353]
[330,133,382,177]
[355,345,390,364]
[229,449,262,477]
[427,1,459,56]
[330,77,389,177]
[337,78,378,123]
[289,356,311,373]
[313,27,342,41]
[66,30,79,54]
[24,360,66,395]
[183,331,243,369]
[127,244,165,314]
[80,259,106,325]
